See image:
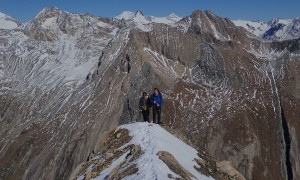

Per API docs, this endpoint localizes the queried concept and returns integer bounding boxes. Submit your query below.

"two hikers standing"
[139,88,163,124]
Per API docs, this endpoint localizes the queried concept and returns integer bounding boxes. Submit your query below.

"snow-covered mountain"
[70,122,245,180]
[0,12,22,29]
[1,7,300,180]
[233,17,300,40]
[1,7,118,90]
[113,11,182,31]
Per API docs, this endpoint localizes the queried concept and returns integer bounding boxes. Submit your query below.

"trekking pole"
[137,110,142,122]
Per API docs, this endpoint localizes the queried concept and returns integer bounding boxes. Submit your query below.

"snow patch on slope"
[41,16,57,29]
[233,19,269,37]
[0,12,21,29]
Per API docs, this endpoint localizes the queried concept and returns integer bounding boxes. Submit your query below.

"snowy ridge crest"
[71,123,245,180]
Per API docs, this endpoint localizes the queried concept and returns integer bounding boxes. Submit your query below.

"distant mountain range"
[233,18,300,41]
[1,10,299,41]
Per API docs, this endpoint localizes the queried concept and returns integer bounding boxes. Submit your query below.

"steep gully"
[273,69,293,180]
[280,102,293,180]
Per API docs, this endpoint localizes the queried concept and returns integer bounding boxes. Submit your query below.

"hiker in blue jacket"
[150,88,163,124]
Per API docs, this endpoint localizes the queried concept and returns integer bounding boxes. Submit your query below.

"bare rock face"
[0,8,300,180]
[276,46,300,180]
[69,127,140,180]
[157,151,195,180]
[191,43,226,84]
[196,150,246,180]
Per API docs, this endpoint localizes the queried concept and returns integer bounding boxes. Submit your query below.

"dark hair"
[142,92,147,96]
[154,88,159,91]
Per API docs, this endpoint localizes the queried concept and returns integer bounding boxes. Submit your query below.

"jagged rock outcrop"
[0,7,299,180]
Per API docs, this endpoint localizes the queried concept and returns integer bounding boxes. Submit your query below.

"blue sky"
[0,0,299,22]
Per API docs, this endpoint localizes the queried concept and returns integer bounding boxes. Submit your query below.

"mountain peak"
[167,13,181,21]
[40,6,60,14]
[268,18,280,26]
[135,10,144,17]
[190,9,202,17]
[114,11,135,20]
[34,6,63,20]
[204,10,215,16]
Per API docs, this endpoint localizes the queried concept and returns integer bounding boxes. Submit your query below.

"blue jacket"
[151,92,163,107]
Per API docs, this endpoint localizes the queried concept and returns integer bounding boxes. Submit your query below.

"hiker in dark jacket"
[150,88,163,124]
[139,92,152,122]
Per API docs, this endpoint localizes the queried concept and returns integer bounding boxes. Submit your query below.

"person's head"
[142,92,148,98]
[153,88,159,95]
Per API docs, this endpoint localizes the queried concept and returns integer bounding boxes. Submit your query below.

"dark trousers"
[142,110,150,122]
[153,106,161,124]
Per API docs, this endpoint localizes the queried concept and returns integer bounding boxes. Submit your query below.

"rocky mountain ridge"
[70,122,245,180]
[0,7,300,180]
